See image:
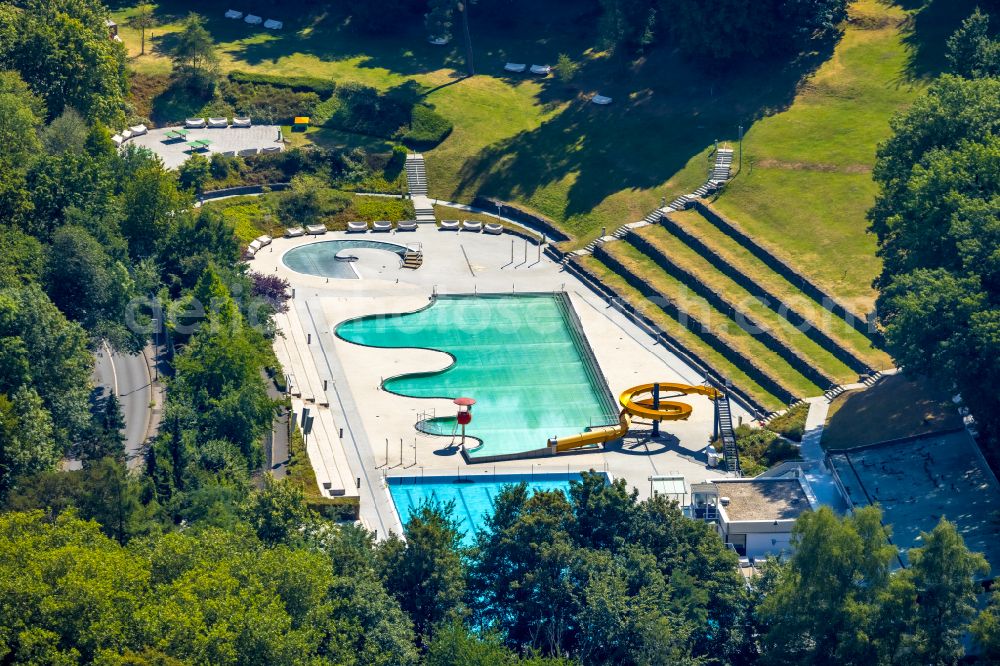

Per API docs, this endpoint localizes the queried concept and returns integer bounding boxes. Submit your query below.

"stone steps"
[405,154,428,196]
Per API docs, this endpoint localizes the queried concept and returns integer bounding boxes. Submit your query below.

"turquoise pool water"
[336,294,617,459]
[388,473,585,545]
[283,239,409,279]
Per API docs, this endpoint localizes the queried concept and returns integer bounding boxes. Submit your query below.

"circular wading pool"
[282,239,409,278]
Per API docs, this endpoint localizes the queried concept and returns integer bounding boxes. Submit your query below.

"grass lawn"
[821,373,963,450]
[114,0,962,309]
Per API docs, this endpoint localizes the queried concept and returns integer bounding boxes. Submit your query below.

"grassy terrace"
[600,241,823,400]
[577,255,785,412]
[666,208,891,369]
[630,225,857,384]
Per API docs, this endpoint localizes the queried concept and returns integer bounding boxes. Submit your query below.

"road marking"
[102,340,119,397]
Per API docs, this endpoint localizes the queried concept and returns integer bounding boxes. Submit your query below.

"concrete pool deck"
[253,226,745,536]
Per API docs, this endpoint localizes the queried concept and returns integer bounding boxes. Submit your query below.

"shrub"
[217,80,320,125]
[767,402,810,442]
[401,104,453,148]
[715,424,799,475]
[314,83,412,138]
[228,70,336,96]
[555,53,580,83]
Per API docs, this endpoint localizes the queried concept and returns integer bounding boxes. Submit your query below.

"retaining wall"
[564,258,772,418]
[592,245,800,405]
[199,182,291,202]
[625,231,836,388]
[659,213,872,373]
[472,196,569,242]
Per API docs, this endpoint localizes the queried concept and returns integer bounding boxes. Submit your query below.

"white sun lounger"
[248,240,262,253]
[244,246,257,259]
[129,124,148,136]
[261,146,281,154]
[592,94,613,105]
[233,117,252,128]
[207,117,228,128]
[504,63,527,73]
[372,220,392,232]
[264,19,283,29]
[244,14,262,25]
[111,134,124,146]
[238,148,259,156]
[439,219,460,231]
[285,226,305,237]
[306,224,327,235]
[255,235,272,247]
[121,129,133,140]
[347,221,369,233]
[224,9,243,19]
[429,36,450,45]
[397,220,418,232]
[484,222,504,235]
[186,118,207,128]
[529,64,551,75]
[461,220,482,232]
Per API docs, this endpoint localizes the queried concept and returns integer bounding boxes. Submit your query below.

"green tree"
[40,107,89,155]
[0,388,58,495]
[177,153,211,193]
[0,285,93,453]
[972,588,1000,661]
[901,519,989,665]
[241,477,314,544]
[170,13,219,91]
[425,0,454,42]
[0,0,128,126]
[45,225,139,350]
[120,154,186,258]
[131,3,157,56]
[83,392,126,463]
[869,76,1000,451]
[758,506,897,665]
[554,53,580,85]
[946,8,1000,79]
[425,620,573,665]
[378,501,466,644]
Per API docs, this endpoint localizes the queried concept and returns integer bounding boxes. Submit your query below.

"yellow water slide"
[550,383,723,453]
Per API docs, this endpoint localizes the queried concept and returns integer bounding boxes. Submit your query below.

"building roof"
[828,428,1000,578]
[650,475,686,498]
[715,479,811,522]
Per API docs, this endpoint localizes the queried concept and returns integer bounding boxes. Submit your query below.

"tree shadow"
[451,41,836,219]
[890,0,988,81]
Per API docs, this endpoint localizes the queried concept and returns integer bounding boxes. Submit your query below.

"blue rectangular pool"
[388,472,593,545]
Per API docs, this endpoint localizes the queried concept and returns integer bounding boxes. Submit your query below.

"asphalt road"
[93,343,153,470]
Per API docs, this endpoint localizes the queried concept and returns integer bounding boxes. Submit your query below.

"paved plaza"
[127,125,283,169]
[255,226,746,537]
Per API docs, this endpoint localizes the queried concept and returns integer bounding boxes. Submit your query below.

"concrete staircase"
[405,154,428,195]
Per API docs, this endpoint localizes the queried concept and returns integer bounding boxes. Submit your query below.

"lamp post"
[151,318,159,381]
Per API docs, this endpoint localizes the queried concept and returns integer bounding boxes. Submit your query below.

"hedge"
[401,104,453,147]
[228,70,337,96]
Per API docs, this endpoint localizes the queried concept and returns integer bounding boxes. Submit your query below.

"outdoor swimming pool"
[282,239,409,278]
[388,472,593,545]
[336,294,618,460]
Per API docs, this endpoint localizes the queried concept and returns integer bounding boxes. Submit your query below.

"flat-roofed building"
[691,477,816,559]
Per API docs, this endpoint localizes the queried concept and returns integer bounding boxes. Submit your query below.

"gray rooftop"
[715,478,811,522]
[829,429,1000,577]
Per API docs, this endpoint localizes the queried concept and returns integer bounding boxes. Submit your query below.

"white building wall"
[745,532,793,559]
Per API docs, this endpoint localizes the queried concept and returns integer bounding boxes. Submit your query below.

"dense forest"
[0,0,998,663]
